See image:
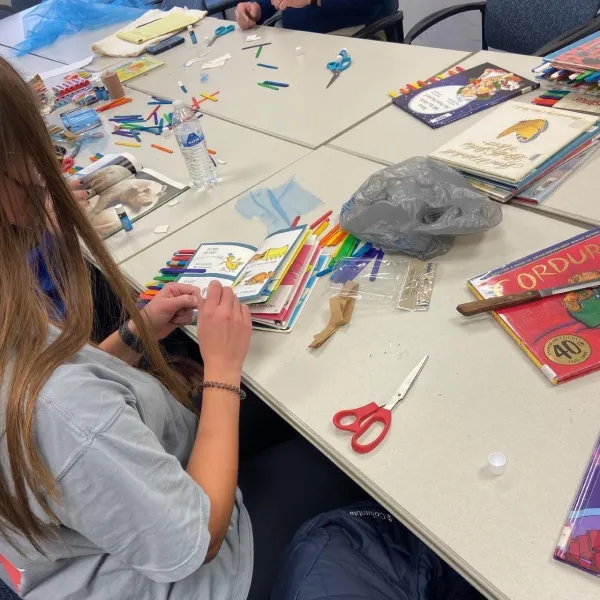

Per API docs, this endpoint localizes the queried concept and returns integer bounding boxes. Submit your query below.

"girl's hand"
[133,283,201,341]
[69,179,92,210]
[196,281,252,379]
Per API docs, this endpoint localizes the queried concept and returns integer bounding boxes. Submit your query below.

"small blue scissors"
[207,24,235,47]
[326,48,352,89]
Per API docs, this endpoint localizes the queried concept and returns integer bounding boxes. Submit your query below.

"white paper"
[39,56,94,80]
[154,225,170,234]
[246,34,261,42]
[201,53,232,70]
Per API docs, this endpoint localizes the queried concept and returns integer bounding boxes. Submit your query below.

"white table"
[52,89,309,264]
[121,146,600,600]
[0,8,125,71]
[0,43,61,79]
[126,17,468,148]
[330,50,544,165]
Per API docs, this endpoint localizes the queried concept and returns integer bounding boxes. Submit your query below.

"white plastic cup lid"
[488,452,507,476]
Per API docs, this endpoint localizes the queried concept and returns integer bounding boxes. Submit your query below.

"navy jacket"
[256,0,387,34]
[271,502,484,600]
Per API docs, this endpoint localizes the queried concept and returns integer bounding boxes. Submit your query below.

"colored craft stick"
[148,100,173,105]
[456,66,464,72]
[256,45,262,58]
[113,114,143,119]
[147,105,160,121]
[532,97,558,107]
[207,149,216,155]
[161,268,206,275]
[257,63,278,69]
[263,81,289,88]
[159,118,164,130]
[406,84,419,91]
[370,251,384,281]
[318,223,341,247]
[177,249,197,254]
[327,230,347,247]
[168,260,188,267]
[316,266,334,278]
[152,96,170,102]
[400,88,409,95]
[192,97,200,109]
[95,97,132,112]
[115,141,141,148]
[200,93,218,102]
[163,113,172,125]
[242,42,272,50]
[388,91,400,99]
[154,275,178,282]
[151,144,173,154]
[198,91,220,103]
[310,210,332,230]
[347,237,360,257]
[258,82,279,91]
[352,243,373,258]
[291,215,301,227]
[112,130,135,138]
[178,80,188,93]
[153,112,159,125]
[139,293,155,301]
[145,282,165,289]
[313,220,329,238]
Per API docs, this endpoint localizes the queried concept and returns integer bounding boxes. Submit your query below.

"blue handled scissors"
[326,48,352,89]
[207,24,235,47]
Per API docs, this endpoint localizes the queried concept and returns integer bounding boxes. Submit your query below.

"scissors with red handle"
[333,355,428,454]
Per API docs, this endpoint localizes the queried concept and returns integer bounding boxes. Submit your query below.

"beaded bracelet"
[200,381,246,400]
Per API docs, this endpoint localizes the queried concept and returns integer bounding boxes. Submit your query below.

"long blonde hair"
[0,58,188,554]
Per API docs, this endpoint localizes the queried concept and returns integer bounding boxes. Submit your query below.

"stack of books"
[427,102,600,203]
[173,225,328,333]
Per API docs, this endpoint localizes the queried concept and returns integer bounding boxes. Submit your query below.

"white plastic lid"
[488,452,507,476]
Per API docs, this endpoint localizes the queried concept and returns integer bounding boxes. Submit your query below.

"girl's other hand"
[196,281,252,380]
[134,283,201,341]
[69,179,91,210]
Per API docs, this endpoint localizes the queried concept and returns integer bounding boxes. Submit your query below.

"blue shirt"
[257,0,387,34]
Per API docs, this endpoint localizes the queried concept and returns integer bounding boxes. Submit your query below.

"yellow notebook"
[117,13,199,44]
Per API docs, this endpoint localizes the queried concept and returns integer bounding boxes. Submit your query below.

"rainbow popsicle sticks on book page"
[388,65,465,99]
[136,249,200,308]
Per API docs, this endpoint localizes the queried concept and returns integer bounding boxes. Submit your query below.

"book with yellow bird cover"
[428,102,598,185]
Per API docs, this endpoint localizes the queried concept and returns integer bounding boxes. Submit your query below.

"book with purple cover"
[392,63,539,129]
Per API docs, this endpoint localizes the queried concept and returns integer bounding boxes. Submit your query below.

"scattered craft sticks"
[242,42,272,50]
[291,215,301,227]
[146,105,161,121]
[200,93,218,102]
[256,46,262,59]
[198,91,220,104]
[115,141,141,148]
[310,210,332,230]
[207,149,216,155]
[257,63,278,69]
[263,81,288,87]
[151,144,173,154]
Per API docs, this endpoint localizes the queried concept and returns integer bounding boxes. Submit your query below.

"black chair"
[403,0,600,56]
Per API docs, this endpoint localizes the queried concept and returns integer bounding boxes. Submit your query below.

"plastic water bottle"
[171,100,217,188]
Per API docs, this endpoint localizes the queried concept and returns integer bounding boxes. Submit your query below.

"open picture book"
[75,153,188,238]
[176,225,327,332]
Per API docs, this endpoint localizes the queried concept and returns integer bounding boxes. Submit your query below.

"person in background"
[235,0,387,35]
[0,56,367,600]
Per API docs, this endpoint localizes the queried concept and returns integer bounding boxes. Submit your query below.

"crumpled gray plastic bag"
[339,157,503,260]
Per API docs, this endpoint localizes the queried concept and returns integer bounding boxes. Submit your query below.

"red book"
[468,229,600,384]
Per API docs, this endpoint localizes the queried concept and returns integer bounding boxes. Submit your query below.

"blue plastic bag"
[15,0,148,55]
